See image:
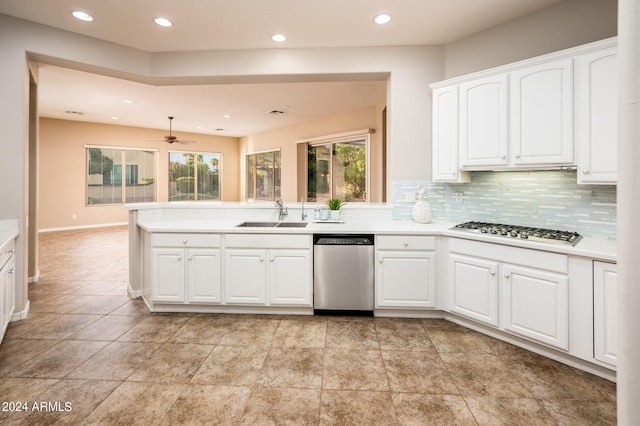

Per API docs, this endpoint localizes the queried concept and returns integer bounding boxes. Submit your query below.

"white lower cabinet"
[375,236,436,309]
[1,242,16,343]
[594,261,617,367]
[223,234,312,307]
[502,264,568,350]
[148,233,222,304]
[224,249,266,304]
[449,254,499,327]
[448,238,569,351]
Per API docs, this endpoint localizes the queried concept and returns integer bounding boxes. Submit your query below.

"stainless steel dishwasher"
[313,234,374,315]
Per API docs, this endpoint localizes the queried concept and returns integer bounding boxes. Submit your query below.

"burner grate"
[451,221,581,246]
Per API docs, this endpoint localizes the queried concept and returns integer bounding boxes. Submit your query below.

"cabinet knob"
[270,257,274,262]
[259,257,264,262]
[188,256,192,261]
[8,268,14,275]
[182,239,188,244]
[583,169,590,175]
[379,258,383,263]
[403,242,409,247]
[490,270,495,275]
[9,249,14,254]
[504,272,510,278]
[501,155,506,160]
[177,256,182,261]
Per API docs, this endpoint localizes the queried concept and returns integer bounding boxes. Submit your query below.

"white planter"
[329,210,341,221]
[412,200,432,224]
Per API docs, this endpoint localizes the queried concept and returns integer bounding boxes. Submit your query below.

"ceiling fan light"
[374,14,391,25]
[154,17,173,28]
[72,11,94,22]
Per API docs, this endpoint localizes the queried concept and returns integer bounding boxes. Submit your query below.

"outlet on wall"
[454,192,463,203]
[71,214,77,220]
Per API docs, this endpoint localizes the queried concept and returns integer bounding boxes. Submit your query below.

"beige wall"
[38,118,240,229]
[444,0,618,78]
[239,104,384,203]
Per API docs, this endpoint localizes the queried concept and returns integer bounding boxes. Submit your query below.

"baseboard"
[11,300,30,322]
[127,284,141,299]
[28,270,40,284]
[39,222,128,233]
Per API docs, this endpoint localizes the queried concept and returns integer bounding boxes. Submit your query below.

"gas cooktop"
[451,221,582,246]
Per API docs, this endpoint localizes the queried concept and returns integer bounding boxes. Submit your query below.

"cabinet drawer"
[0,240,16,270]
[225,233,311,249]
[152,233,221,247]
[376,235,435,251]
[450,238,567,274]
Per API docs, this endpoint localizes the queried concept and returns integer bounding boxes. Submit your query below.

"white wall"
[444,0,618,77]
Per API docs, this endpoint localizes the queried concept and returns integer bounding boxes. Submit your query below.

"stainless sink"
[276,222,308,228]
[236,221,308,228]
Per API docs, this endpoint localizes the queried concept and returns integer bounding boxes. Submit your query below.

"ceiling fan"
[147,116,196,144]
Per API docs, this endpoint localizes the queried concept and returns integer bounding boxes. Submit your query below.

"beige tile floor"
[0,226,617,425]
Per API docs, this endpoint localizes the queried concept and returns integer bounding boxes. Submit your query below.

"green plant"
[326,198,344,210]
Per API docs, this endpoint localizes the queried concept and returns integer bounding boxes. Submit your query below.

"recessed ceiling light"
[223,114,231,119]
[71,11,94,22]
[111,116,119,120]
[271,34,286,43]
[154,17,173,28]
[374,14,391,25]
[123,99,133,104]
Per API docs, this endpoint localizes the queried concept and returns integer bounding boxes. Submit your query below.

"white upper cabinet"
[509,59,574,166]
[575,47,618,184]
[430,37,616,176]
[459,74,509,168]
[432,86,469,182]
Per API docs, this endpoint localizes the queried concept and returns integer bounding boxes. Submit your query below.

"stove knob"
[520,234,528,239]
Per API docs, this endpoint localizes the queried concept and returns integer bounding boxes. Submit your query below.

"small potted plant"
[326,197,344,220]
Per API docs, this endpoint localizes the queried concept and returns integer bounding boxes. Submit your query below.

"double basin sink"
[236,221,308,228]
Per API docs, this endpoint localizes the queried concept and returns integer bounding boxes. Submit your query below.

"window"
[169,151,221,201]
[307,138,368,203]
[86,146,157,205]
[246,150,281,201]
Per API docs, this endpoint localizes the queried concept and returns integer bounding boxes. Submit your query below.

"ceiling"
[0,0,564,137]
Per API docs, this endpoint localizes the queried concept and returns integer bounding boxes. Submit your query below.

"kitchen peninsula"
[127,201,617,381]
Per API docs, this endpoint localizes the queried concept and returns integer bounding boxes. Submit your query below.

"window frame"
[85,145,158,206]
[300,129,372,203]
[244,148,282,202]
[168,149,223,202]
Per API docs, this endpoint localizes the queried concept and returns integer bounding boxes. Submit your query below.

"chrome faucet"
[301,197,307,221]
[276,199,288,220]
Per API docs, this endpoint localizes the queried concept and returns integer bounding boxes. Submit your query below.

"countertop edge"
[135,219,616,262]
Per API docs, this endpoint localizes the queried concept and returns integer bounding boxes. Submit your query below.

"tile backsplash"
[393,170,617,239]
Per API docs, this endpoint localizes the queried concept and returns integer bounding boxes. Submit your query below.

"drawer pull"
[504,272,510,278]
[379,258,383,263]
[259,257,264,262]
[177,256,182,261]
[403,242,409,247]
[8,268,14,275]
[182,239,188,244]
[490,270,495,275]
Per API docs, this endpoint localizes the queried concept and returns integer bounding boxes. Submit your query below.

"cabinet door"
[449,254,499,326]
[187,248,221,304]
[224,249,266,304]
[432,86,468,182]
[575,48,617,184]
[4,256,15,327]
[376,250,435,308]
[594,261,617,367]
[510,59,573,165]
[268,249,312,306]
[502,264,568,350]
[459,74,509,168]
[152,248,185,303]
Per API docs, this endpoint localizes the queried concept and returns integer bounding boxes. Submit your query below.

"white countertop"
[136,217,617,262]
